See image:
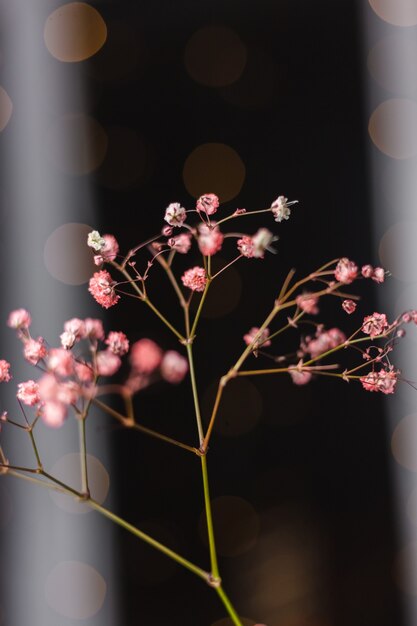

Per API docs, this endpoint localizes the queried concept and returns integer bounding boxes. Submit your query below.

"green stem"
[78,417,89,497]
[190,278,211,339]
[201,455,219,578]
[88,499,210,582]
[216,587,244,626]
[143,297,185,342]
[28,428,43,470]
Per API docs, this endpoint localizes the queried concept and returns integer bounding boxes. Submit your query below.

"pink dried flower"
[48,348,74,377]
[74,361,94,383]
[361,264,373,278]
[7,308,31,330]
[38,374,79,405]
[169,233,192,254]
[130,339,163,374]
[360,371,378,391]
[296,293,319,314]
[60,330,76,349]
[88,270,120,309]
[101,234,119,262]
[181,266,207,292]
[164,202,187,227]
[105,331,129,356]
[83,318,105,340]
[162,225,173,237]
[64,318,86,340]
[360,368,398,394]
[251,228,274,258]
[305,327,346,359]
[342,299,357,314]
[196,193,219,216]
[160,351,189,384]
[23,337,47,365]
[16,380,40,406]
[362,312,388,338]
[288,366,312,385]
[237,235,255,258]
[0,360,11,382]
[197,223,224,256]
[372,267,385,283]
[271,196,292,222]
[41,401,67,428]
[96,350,122,376]
[334,258,358,284]
[243,327,271,349]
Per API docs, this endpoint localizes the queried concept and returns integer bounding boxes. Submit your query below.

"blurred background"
[1,0,417,625]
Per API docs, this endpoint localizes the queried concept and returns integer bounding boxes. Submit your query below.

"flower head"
[251,228,274,258]
[334,258,358,284]
[88,271,120,309]
[48,348,74,377]
[342,299,357,314]
[105,331,129,356]
[130,339,163,374]
[96,350,122,376]
[7,308,31,330]
[0,360,11,383]
[196,193,219,216]
[23,337,47,365]
[296,293,319,315]
[17,380,40,406]
[160,351,188,384]
[362,312,388,338]
[271,196,293,222]
[164,202,187,227]
[288,366,312,385]
[197,223,224,256]
[41,401,67,428]
[169,233,192,254]
[360,367,398,394]
[243,327,271,349]
[87,230,105,252]
[181,266,207,292]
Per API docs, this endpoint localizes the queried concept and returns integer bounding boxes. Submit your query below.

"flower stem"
[78,417,89,497]
[216,586,244,626]
[201,454,219,577]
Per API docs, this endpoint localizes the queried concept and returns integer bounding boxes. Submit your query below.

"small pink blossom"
[130,339,162,374]
[296,293,319,314]
[162,225,173,237]
[96,350,122,376]
[243,327,271,349]
[169,233,192,254]
[372,267,385,283]
[237,235,255,258]
[342,299,357,314]
[7,308,31,330]
[105,331,129,356]
[23,337,47,365]
[48,348,74,377]
[164,202,187,227]
[83,318,105,340]
[361,264,373,278]
[38,374,79,405]
[41,401,67,428]
[16,380,40,406]
[0,360,11,383]
[196,193,219,216]
[271,196,292,222]
[305,327,346,359]
[288,366,312,385]
[181,266,207,292]
[251,228,274,258]
[60,330,76,349]
[360,368,398,394]
[197,223,224,256]
[100,234,119,262]
[64,318,86,340]
[334,258,358,284]
[362,312,388,338]
[74,361,94,383]
[160,351,188,384]
[88,271,120,309]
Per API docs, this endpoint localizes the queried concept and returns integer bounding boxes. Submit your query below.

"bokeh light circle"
[391,414,417,471]
[49,453,109,514]
[199,496,260,557]
[185,25,247,87]
[183,143,245,202]
[46,113,108,175]
[44,222,96,285]
[202,377,262,437]
[221,47,276,109]
[369,99,417,159]
[45,561,106,618]
[0,87,12,131]
[369,0,417,27]
[379,220,417,282]
[367,36,417,95]
[44,2,107,62]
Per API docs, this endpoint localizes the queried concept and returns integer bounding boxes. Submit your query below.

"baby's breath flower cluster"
[0,191,413,626]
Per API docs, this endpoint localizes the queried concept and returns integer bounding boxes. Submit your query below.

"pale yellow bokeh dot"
[367,36,417,95]
[391,414,417,471]
[379,220,417,282]
[199,496,260,557]
[185,25,247,87]
[44,222,96,285]
[183,143,245,202]
[369,99,417,159]
[0,87,12,131]
[369,0,417,27]
[202,377,262,438]
[46,113,108,175]
[45,561,106,619]
[49,453,109,514]
[44,2,107,62]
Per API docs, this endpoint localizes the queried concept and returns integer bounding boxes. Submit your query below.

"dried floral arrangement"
[0,194,411,625]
